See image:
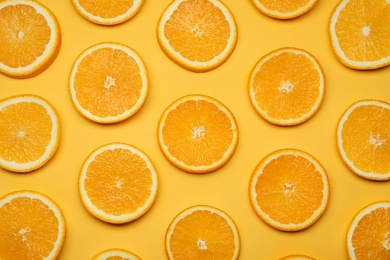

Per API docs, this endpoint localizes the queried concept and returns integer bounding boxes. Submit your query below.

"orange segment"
[157,94,238,174]
[79,143,158,224]
[0,95,60,173]
[329,0,390,70]
[249,47,325,126]
[0,0,61,78]
[251,0,319,19]
[0,190,66,259]
[337,100,390,181]
[165,205,240,260]
[249,149,329,231]
[157,0,238,72]
[92,248,142,260]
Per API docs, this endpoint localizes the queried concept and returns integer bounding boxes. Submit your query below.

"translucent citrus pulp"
[0,190,66,259]
[250,0,319,19]
[249,149,329,231]
[92,248,141,260]
[72,0,144,25]
[157,0,238,72]
[249,47,325,126]
[69,42,148,124]
[79,143,158,224]
[347,201,390,259]
[157,94,238,174]
[0,95,60,173]
[165,205,240,260]
[0,0,61,78]
[329,0,390,70]
[279,255,317,260]
[337,100,390,181]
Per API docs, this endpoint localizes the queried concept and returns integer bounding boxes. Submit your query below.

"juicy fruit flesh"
[258,0,313,13]
[77,0,134,18]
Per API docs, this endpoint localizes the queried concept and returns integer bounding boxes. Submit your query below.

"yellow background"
[1,0,389,259]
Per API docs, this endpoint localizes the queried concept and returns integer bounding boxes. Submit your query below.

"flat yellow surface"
[1,0,389,259]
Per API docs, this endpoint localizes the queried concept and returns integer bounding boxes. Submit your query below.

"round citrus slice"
[71,0,144,25]
[157,0,238,72]
[0,0,61,78]
[69,42,148,124]
[0,94,60,173]
[165,205,240,260]
[157,94,238,174]
[92,248,141,260]
[347,201,390,259]
[329,0,390,70]
[249,149,329,231]
[279,254,317,260]
[79,142,158,224]
[337,99,390,181]
[0,190,66,259]
[250,0,319,19]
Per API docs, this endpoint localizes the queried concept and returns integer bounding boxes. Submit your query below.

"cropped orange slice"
[249,149,329,231]
[0,0,61,78]
[157,94,238,174]
[72,0,144,25]
[69,42,148,124]
[92,248,141,260]
[0,95,60,173]
[165,205,240,260]
[329,0,390,70]
[337,100,390,181]
[250,0,319,19]
[279,254,317,260]
[347,201,390,259]
[157,0,238,72]
[79,142,158,224]
[0,190,66,259]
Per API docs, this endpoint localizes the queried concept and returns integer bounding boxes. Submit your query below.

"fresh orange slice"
[79,142,158,224]
[0,190,66,259]
[347,201,390,259]
[71,0,144,25]
[69,42,148,124]
[92,248,141,260]
[157,94,238,174]
[165,205,240,260]
[337,99,390,181]
[0,94,60,173]
[250,0,319,19]
[0,0,61,78]
[329,0,390,70]
[279,254,317,260]
[249,149,329,231]
[157,0,238,72]
[248,47,325,126]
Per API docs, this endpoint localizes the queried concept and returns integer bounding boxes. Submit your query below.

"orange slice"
[0,190,66,259]
[249,149,329,231]
[157,0,238,72]
[92,248,141,260]
[347,201,390,259]
[337,100,390,181]
[0,0,61,78]
[329,0,390,70]
[0,94,60,173]
[69,42,148,124]
[279,254,317,260]
[250,0,319,19]
[157,94,238,174]
[165,205,240,260]
[71,0,144,25]
[248,47,325,126]
[79,142,158,224]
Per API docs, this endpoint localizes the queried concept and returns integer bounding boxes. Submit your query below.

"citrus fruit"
[279,254,317,260]
[347,201,390,259]
[0,0,61,78]
[249,47,325,126]
[71,0,144,25]
[79,142,158,224]
[0,94,60,173]
[249,149,329,231]
[157,0,238,72]
[92,248,141,260]
[329,0,390,70]
[157,94,238,174]
[337,99,390,181]
[165,205,240,260]
[250,0,319,19]
[0,190,66,259]
[69,42,148,124]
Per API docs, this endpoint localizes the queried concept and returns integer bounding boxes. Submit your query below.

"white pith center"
[192,126,205,139]
[383,232,390,250]
[115,178,122,189]
[363,26,370,37]
[17,31,24,39]
[18,228,31,242]
[191,25,203,37]
[197,238,207,250]
[17,131,25,138]
[104,76,116,89]
[369,132,386,148]
[283,183,295,195]
[278,80,294,93]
